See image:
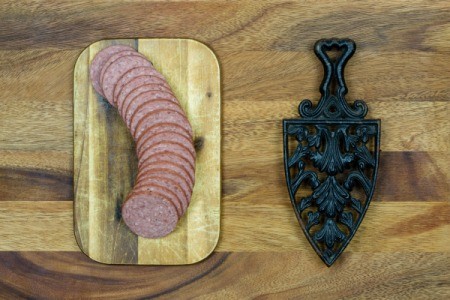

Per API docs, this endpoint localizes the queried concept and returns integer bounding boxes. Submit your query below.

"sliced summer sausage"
[89,44,195,239]
[139,141,195,170]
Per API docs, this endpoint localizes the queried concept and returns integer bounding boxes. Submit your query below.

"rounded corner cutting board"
[73,39,221,265]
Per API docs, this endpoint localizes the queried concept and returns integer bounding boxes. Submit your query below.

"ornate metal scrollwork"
[283,39,380,266]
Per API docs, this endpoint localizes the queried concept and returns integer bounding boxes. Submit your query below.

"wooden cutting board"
[73,39,221,265]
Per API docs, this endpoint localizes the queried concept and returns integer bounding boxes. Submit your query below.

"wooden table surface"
[0,1,449,298]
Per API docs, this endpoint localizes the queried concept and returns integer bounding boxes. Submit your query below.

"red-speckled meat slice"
[99,50,144,93]
[136,123,193,157]
[101,53,153,103]
[113,66,168,105]
[138,131,195,160]
[122,190,179,238]
[89,45,136,97]
[133,109,193,142]
[136,168,192,210]
[121,85,179,122]
[136,177,187,214]
[139,141,195,170]
[136,165,192,198]
[136,152,195,188]
[134,176,187,214]
[137,154,195,193]
[132,179,185,216]
[128,99,186,132]
[127,185,182,217]
[118,78,172,114]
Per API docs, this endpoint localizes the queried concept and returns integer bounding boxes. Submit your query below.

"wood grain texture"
[1,201,449,252]
[73,38,221,264]
[0,0,449,297]
[0,251,448,299]
[1,151,447,203]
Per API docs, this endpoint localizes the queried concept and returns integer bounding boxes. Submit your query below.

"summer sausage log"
[89,45,195,238]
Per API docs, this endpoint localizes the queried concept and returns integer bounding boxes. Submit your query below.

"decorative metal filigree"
[283,39,380,266]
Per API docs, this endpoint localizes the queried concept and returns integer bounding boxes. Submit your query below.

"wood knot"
[194,137,205,151]
[115,202,122,221]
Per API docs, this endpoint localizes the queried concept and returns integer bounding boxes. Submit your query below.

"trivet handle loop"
[314,39,356,99]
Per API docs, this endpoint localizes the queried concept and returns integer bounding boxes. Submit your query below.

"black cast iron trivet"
[283,38,381,266]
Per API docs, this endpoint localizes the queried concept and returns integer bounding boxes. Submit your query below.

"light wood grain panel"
[0,251,448,299]
[74,39,146,264]
[2,50,450,106]
[208,1,450,52]
[1,201,448,253]
[220,51,450,102]
[73,45,91,256]
[219,202,450,253]
[0,49,77,100]
[2,50,449,153]
[73,39,221,264]
[0,150,71,172]
[2,49,449,105]
[0,49,74,151]
[222,100,450,152]
[0,201,77,251]
[3,98,448,152]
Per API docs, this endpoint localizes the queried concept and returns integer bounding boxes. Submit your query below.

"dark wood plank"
[1,201,448,252]
[0,151,447,202]
[0,1,449,53]
[0,167,72,201]
[222,151,449,203]
[0,251,448,299]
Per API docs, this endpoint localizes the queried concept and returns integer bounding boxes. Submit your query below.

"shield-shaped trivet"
[283,38,380,266]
